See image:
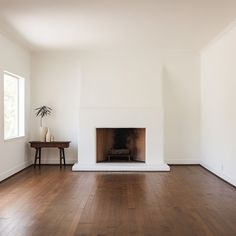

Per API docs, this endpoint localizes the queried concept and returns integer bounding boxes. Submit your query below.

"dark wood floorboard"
[0,166,235,236]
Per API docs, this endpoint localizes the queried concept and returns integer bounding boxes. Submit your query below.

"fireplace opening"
[96,128,146,162]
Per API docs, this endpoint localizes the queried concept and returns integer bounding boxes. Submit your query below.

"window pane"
[19,78,25,136]
[4,74,19,139]
[4,72,25,140]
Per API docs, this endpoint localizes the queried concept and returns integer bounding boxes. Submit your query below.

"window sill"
[4,136,25,142]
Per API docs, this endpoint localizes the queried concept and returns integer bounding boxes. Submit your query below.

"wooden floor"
[0,166,235,236]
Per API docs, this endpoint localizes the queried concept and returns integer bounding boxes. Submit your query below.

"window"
[4,72,25,140]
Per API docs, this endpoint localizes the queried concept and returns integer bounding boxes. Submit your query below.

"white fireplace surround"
[72,107,170,171]
[72,51,170,171]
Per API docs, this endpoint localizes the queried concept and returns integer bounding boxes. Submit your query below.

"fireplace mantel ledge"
[72,162,170,172]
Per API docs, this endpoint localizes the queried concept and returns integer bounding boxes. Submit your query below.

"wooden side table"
[29,141,71,168]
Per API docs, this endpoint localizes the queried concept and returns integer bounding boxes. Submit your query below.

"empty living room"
[0,1,236,235]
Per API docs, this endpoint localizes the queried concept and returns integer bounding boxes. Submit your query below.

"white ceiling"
[0,0,235,51]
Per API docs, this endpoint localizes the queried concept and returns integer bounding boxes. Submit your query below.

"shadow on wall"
[162,66,184,162]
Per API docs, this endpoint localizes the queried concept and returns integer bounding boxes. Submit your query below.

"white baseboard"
[72,162,170,171]
[200,162,236,187]
[0,160,33,182]
[166,159,200,165]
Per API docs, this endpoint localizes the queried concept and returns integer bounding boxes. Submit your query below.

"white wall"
[162,51,201,164]
[201,24,236,186]
[0,32,31,181]
[30,50,201,166]
[31,52,79,164]
[79,50,162,109]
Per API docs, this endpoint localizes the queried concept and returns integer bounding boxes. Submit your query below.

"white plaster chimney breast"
[73,50,170,171]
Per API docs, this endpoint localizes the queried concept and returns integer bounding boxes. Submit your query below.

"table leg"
[34,148,38,168]
[62,148,66,166]
[59,148,66,168]
[59,148,62,168]
[34,148,41,168]
[39,148,41,167]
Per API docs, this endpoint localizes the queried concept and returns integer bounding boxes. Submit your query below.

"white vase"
[40,127,48,142]
[46,128,51,142]
[50,135,54,142]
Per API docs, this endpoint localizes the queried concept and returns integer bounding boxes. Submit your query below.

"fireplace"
[96,128,145,162]
[72,53,170,171]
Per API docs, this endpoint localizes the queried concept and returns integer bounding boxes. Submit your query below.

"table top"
[29,141,71,148]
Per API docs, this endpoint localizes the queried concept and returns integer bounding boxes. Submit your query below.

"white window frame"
[3,71,25,140]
